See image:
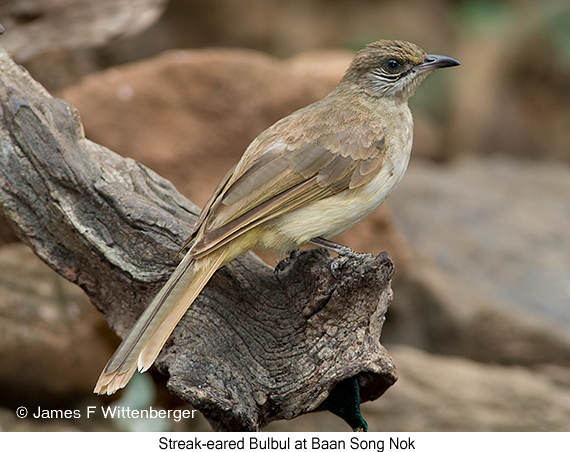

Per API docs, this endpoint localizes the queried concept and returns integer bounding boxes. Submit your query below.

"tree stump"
[0,46,397,431]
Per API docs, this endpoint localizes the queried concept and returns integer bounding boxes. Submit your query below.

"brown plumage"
[94,40,459,395]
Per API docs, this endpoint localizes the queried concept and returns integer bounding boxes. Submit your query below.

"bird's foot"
[309,237,359,258]
[274,249,301,276]
[310,237,366,279]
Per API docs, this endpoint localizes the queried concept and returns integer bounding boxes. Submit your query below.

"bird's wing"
[189,116,386,258]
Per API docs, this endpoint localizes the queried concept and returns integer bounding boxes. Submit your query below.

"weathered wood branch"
[0,47,397,431]
[0,0,167,61]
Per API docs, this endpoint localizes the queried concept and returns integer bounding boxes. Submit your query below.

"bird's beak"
[416,54,460,73]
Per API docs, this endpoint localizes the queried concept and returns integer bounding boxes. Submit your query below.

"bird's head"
[341,40,460,100]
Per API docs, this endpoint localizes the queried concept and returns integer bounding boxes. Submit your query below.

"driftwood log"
[0,47,397,431]
[0,0,166,61]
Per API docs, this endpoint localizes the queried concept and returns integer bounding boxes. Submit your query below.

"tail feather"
[94,248,229,395]
[137,250,228,372]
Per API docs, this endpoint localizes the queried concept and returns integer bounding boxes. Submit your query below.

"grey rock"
[362,346,570,431]
[0,244,114,405]
[385,260,570,367]
[390,157,570,332]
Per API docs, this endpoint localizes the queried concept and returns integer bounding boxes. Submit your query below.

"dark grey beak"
[417,54,460,73]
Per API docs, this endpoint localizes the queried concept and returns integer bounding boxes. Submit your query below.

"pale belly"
[260,135,413,253]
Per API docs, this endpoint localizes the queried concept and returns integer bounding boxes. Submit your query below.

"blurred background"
[1,0,570,432]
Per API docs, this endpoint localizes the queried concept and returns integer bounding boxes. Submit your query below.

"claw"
[274,249,300,276]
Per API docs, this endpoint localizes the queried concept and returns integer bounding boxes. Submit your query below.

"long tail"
[94,247,229,395]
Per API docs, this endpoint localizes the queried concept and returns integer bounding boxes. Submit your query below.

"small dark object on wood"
[318,376,368,432]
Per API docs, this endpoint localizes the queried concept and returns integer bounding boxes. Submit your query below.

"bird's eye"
[385,59,401,72]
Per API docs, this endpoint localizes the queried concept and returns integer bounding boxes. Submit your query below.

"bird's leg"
[310,237,362,279]
[309,237,358,257]
[275,238,358,277]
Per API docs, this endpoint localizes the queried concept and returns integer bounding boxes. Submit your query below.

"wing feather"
[188,114,387,258]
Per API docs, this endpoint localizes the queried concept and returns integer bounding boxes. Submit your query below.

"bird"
[94,40,459,395]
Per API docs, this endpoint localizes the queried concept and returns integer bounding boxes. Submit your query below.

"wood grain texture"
[0,47,396,431]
